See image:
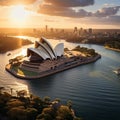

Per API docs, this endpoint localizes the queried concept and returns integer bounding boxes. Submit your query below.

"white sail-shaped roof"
[40,37,57,59]
[28,48,51,60]
[27,37,64,61]
[54,43,64,57]
[35,41,53,59]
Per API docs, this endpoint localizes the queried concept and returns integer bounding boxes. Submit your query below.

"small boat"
[113,68,120,75]
[7,53,11,56]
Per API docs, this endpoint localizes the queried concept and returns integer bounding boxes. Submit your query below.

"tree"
[31,96,43,113]
[37,113,53,120]
[54,98,61,103]
[72,45,81,51]
[7,106,27,120]
[56,106,74,120]
[88,49,95,56]
[64,48,70,51]
[67,100,72,109]
[25,108,38,120]
[0,92,11,115]
[42,107,55,119]
[43,96,51,104]
[6,99,24,110]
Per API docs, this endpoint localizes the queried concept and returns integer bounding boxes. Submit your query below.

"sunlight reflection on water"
[0,82,29,96]
[89,71,101,78]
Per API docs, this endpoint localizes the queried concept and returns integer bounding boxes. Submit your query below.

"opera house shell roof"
[27,37,64,62]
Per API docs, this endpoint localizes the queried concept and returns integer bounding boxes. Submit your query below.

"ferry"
[113,68,120,75]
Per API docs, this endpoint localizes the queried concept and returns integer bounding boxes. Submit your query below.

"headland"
[0,35,33,53]
[0,88,80,120]
[105,46,120,52]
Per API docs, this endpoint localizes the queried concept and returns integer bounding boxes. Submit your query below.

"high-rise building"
[88,28,93,34]
[74,27,78,33]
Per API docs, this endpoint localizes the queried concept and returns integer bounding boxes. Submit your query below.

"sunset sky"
[0,0,120,29]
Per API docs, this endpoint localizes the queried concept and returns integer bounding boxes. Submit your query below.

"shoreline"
[105,46,120,52]
[5,54,101,80]
[0,36,33,53]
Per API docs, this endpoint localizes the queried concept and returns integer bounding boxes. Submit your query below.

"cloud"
[79,15,120,25]
[38,4,92,18]
[0,0,37,6]
[38,0,94,17]
[38,3,120,27]
[103,15,120,25]
[44,0,94,7]
[94,6,120,17]
[38,4,120,19]
[94,16,120,25]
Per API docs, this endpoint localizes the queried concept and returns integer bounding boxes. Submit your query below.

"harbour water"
[0,36,120,120]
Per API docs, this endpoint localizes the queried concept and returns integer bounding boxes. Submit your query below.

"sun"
[10,5,29,26]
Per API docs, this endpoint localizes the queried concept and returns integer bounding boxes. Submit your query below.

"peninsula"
[5,37,101,80]
[0,35,33,53]
[105,40,120,52]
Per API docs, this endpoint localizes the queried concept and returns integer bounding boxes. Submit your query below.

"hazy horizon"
[0,27,120,30]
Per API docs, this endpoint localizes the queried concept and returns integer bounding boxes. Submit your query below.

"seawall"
[5,54,101,80]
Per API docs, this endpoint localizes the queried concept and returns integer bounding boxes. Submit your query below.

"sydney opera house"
[27,37,64,62]
[6,37,101,79]
[20,37,67,73]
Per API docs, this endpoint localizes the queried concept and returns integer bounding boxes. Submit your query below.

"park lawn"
[11,65,39,76]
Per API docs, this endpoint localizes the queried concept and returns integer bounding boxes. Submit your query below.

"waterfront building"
[27,37,64,62]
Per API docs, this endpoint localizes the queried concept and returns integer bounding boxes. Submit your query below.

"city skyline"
[0,0,120,29]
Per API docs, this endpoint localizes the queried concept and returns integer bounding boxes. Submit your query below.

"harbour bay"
[0,36,120,120]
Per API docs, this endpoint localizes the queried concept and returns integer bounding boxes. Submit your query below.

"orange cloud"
[38,4,92,18]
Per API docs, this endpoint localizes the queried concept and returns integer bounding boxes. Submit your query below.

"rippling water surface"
[0,36,120,120]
